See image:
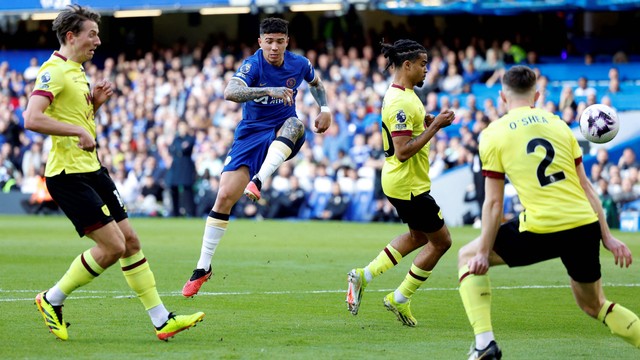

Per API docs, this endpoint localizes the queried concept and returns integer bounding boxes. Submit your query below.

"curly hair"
[380,39,427,72]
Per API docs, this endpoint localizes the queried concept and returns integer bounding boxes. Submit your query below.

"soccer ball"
[579,104,619,144]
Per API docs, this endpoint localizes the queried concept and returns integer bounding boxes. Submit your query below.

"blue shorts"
[223,122,305,177]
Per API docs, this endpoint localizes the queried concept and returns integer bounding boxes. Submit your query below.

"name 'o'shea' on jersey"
[380,84,430,200]
[32,52,100,176]
[479,106,598,233]
[232,49,316,131]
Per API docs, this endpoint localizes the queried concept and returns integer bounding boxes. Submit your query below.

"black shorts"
[46,167,128,237]
[493,218,602,283]
[387,192,445,233]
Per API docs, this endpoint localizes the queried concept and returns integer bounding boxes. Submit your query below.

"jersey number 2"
[526,138,565,187]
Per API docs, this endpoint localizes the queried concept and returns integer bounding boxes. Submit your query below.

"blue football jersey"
[232,49,316,131]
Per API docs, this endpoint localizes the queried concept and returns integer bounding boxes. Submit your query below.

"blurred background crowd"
[1,5,640,228]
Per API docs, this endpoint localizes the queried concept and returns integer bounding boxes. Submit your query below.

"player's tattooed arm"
[224,79,293,104]
[308,77,328,107]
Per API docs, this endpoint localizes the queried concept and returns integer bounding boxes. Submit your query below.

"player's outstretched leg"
[383,292,417,327]
[346,268,367,315]
[467,341,502,360]
[182,266,212,297]
[35,291,68,340]
[155,312,205,341]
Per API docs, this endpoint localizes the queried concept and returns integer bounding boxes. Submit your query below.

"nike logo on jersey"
[259,83,267,86]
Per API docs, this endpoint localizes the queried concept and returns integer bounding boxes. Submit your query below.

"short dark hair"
[52,5,101,45]
[502,65,537,95]
[380,39,427,72]
[260,17,288,35]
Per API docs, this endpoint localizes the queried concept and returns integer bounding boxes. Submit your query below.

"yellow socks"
[366,245,402,278]
[398,263,432,299]
[458,265,493,335]
[598,300,640,348]
[120,251,161,310]
[56,249,105,295]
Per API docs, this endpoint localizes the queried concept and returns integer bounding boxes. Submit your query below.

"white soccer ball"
[579,104,619,144]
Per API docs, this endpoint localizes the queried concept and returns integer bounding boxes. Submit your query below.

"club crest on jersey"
[286,78,296,88]
[41,72,51,83]
[396,110,407,123]
[240,63,251,74]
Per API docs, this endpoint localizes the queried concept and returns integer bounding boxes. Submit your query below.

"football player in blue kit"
[182,17,332,297]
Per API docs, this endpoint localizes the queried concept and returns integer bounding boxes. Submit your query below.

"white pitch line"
[1,283,639,303]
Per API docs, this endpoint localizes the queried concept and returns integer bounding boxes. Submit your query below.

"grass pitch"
[1,215,639,359]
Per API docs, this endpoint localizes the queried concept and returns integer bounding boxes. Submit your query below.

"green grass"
[1,215,639,359]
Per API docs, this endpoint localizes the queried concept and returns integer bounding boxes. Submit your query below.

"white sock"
[393,289,408,304]
[256,141,292,183]
[475,331,495,350]
[45,285,68,306]
[196,226,224,270]
[363,267,373,283]
[148,303,171,328]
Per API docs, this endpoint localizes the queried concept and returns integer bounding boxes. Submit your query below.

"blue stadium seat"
[298,190,332,220]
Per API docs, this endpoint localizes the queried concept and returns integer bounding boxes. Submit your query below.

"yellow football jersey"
[32,52,100,176]
[381,84,430,200]
[480,106,597,233]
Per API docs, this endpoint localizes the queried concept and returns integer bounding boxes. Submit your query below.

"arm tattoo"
[281,117,305,141]
[309,78,328,107]
[225,79,271,103]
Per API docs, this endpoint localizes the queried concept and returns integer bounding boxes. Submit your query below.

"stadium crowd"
[0,26,637,225]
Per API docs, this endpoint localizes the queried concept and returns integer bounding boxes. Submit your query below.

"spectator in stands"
[558,85,577,112]
[23,57,40,83]
[535,74,549,108]
[21,136,44,177]
[20,164,58,214]
[612,177,639,208]
[349,133,370,169]
[371,197,399,223]
[601,95,615,111]
[561,106,577,127]
[590,163,603,188]
[628,167,640,194]
[441,65,464,95]
[526,50,540,65]
[135,174,165,216]
[584,53,594,65]
[607,77,622,95]
[166,120,196,217]
[618,147,640,178]
[315,181,349,220]
[612,51,629,64]
[608,166,623,197]
[574,76,596,97]
[195,172,218,218]
[462,60,482,86]
[597,178,619,229]
[0,142,20,192]
[462,45,484,71]
[266,175,307,219]
[500,39,526,64]
[596,148,613,179]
